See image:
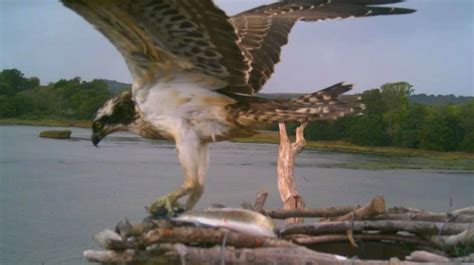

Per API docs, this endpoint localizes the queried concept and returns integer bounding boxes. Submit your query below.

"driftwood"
[277,122,307,224]
[144,227,296,248]
[281,220,472,236]
[83,199,474,264]
[287,233,431,247]
[428,228,474,249]
[375,212,474,223]
[263,205,355,219]
[328,195,386,247]
[253,191,268,212]
[84,244,473,265]
[331,196,386,222]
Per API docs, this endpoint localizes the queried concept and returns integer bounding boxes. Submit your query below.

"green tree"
[419,106,461,151]
[380,82,413,146]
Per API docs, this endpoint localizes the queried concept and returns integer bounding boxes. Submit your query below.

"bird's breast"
[134,80,237,141]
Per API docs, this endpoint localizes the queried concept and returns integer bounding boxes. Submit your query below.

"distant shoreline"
[2,118,473,164]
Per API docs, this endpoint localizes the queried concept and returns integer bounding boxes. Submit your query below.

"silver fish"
[173,208,277,237]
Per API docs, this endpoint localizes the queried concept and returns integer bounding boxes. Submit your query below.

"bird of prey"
[62,0,414,215]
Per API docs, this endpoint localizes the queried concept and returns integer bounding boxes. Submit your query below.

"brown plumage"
[64,0,414,215]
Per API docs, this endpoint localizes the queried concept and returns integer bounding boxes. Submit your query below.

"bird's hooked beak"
[91,133,102,147]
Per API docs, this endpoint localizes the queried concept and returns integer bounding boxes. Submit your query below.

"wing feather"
[62,0,253,93]
[230,0,415,93]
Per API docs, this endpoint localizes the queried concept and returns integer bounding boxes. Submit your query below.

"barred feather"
[233,83,364,125]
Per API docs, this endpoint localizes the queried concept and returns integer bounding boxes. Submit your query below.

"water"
[0,125,473,265]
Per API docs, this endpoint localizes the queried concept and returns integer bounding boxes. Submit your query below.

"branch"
[262,206,354,219]
[281,220,472,236]
[428,228,474,249]
[287,233,431,247]
[254,191,268,212]
[292,122,307,154]
[375,212,474,223]
[332,196,386,222]
[84,245,466,265]
[144,227,297,248]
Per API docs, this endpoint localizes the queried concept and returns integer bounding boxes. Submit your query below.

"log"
[374,213,474,223]
[277,122,307,224]
[331,196,385,222]
[281,220,472,236]
[329,195,385,247]
[143,227,297,248]
[263,206,355,219]
[84,245,347,265]
[428,228,474,249]
[406,250,450,263]
[287,233,431,247]
[84,244,463,265]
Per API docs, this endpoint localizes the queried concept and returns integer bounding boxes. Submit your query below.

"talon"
[148,196,176,217]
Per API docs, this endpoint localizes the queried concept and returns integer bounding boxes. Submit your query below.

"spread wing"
[62,0,253,93]
[230,0,415,93]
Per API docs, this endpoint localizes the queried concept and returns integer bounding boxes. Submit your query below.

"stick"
[428,228,474,249]
[144,227,297,248]
[254,191,268,212]
[281,220,472,236]
[406,250,450,263]
[263,206,355,219]
[330,196,386,247]
[331,196,385,222]
[287,233,431,246]
[375,213,474,223]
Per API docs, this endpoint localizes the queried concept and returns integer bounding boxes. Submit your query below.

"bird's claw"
[147,196,184,217]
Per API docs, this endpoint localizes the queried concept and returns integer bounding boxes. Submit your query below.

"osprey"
[63,0,414,214]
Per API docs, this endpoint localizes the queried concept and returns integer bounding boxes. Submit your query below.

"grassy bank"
[0,118,90,128]
[234,131,474,161]
[2,118,473,169]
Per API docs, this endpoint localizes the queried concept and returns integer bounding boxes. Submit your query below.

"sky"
[1,0,473,96]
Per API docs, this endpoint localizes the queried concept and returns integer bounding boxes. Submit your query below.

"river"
[0,125,472,265]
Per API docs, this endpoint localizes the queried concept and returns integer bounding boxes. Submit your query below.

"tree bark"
[287,233,431,246]
[262,206,355,219]
[375,212,474,223]
[277,122,307,224]
[331,196,386,222]
[143,227,297,248]
[253,191,268,212]
[84,245,468,265]
[281,220,471,236]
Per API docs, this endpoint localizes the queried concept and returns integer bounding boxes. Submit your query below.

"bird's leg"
[148,130,203,216]
[184,143,209,210]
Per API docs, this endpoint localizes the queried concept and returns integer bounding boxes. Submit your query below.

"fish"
[172,208,277,238]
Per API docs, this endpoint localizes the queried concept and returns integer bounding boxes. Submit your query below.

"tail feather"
[234,82,364,125]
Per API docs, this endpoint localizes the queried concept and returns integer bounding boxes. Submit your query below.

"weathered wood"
[144,227,297,248]
[330,196,386,247]
[253,191,268,212]
[277,122,307,224]
[287,233,431,246]
[406,250,450,263]
[84,245,465,265]
[281,220,472,236]
[332,196,386,222]
[375,212,474,223]
[428,228,474,249]
[263,206,355,219]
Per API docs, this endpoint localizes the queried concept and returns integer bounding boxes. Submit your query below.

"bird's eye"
[94,121,103,129]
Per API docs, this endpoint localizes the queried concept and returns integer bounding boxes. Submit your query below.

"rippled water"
[1,125,473,265]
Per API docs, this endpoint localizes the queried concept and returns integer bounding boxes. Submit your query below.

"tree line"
[282,82,473,152]
[1,69,472,152]
[0,69,117,120]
